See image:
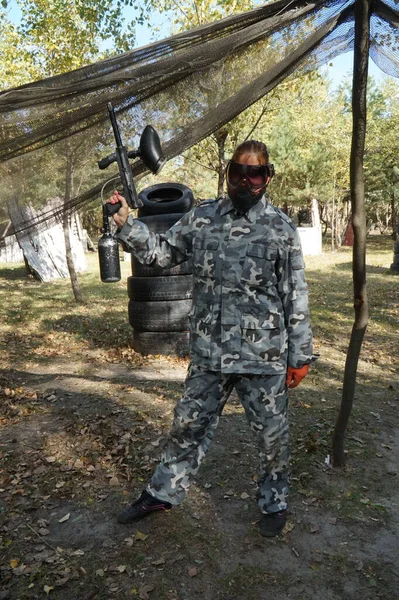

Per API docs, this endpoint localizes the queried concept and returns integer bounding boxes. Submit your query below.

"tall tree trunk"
[214,128,228,198]
[390,187,399,272]
[332,0,371,467]
[63,151,85,303]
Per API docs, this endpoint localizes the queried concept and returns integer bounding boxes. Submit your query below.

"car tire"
[137,183,194,216]
[128,299,192,332]
[132,330,190,357]
[127,275,193,301]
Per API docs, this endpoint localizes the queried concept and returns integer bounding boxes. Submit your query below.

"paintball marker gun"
[98,102,165,214]
[98,103,165,282]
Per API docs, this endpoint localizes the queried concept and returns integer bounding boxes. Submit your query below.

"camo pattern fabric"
[146,363,289,513]
[117,194,313,374]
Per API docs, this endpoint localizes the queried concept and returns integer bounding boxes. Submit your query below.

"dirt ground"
[1,239,398,600]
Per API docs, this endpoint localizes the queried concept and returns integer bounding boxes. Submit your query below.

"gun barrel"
[107,103,123,148]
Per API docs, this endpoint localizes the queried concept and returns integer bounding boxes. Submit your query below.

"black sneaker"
[117,490,172,524]
[259,510,287,537]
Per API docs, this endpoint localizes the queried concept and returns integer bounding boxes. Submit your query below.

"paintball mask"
[226,161,275,213]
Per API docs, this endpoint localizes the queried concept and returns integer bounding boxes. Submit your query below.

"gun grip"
[104,201,121,216]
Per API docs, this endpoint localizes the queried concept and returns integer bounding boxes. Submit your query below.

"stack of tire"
[128,183,194,357]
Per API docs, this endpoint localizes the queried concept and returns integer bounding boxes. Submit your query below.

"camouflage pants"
[147,363,289,514]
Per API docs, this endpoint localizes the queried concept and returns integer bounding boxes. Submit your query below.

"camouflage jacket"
[117,194,313,374]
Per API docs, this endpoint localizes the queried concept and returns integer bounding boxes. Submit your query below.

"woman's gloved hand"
[286,364,309,389]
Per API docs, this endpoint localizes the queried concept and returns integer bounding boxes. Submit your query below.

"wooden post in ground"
[332,0,371,466]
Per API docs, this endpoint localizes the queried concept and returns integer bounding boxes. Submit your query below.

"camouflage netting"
[0,0,398,242]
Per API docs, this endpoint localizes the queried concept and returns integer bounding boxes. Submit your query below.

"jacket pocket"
[240,310,282,362]
[241,244,277,288]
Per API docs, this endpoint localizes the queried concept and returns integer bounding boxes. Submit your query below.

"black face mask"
[228,183,265,213]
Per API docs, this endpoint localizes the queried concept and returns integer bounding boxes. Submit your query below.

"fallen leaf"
[109,476,119,486]
[58,513,70,523]
[43,585,54,595]
[124,537,134,546]
[283,522,295,534]
[188,566,198,577]
[240,492,250,499]
[351,436,364,445]
[135,531,148,542]
[10,558,19,568]
[37,518,49,527]
[71,515,83,523]
[117,565,127,573]
[38,528,50,536]
[151,558,165,566]
[139,584,155,599]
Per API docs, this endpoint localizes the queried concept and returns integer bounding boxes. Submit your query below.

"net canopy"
[0,0,398,242]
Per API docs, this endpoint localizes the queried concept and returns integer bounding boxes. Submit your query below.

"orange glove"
[286,364,309,389]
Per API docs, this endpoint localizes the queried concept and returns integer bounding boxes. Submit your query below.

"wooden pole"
[332,0,371,466]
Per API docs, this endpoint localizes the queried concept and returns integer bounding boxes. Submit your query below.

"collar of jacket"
[219,194,268,223]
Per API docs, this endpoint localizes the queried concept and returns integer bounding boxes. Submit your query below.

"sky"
[322,51,392,90]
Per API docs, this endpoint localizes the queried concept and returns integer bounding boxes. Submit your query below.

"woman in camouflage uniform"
[108,140,314,537]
